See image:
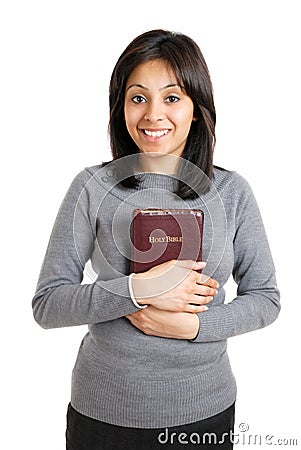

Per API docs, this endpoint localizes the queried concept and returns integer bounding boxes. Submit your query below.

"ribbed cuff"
[190,305,234,342]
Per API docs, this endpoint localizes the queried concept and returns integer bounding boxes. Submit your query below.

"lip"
[139,128,171,142]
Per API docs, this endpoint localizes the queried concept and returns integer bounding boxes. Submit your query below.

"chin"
[139,149,171,157]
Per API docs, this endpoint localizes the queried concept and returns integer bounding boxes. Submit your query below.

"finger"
[195,284,218,297]
[125,311,139,319]
[126,311,144,322]
[186,304,209,313]
[191,260,207,271]
[190,294,214,305]
[127,316,142,327]
[126,314,136,322]
[174,260,206,271]
[197,273,220,289]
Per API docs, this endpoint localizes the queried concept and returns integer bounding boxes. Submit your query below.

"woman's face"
[124,59,195,158]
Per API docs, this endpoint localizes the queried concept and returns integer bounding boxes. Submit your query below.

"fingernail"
[201,306,209,311]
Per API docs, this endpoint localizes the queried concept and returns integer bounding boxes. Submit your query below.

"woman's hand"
[131,259,219,313]
[126,306,200,340]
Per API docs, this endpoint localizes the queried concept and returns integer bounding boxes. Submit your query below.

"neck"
[136,152,180,175]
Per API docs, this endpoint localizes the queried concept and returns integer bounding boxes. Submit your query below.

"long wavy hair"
[108,29,216,199]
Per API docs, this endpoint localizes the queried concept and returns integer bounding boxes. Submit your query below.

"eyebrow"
[126,83,183,91]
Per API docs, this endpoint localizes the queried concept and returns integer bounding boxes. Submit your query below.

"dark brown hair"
[108,29,216,198]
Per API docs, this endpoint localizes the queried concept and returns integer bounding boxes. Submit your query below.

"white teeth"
[144,129,169,137]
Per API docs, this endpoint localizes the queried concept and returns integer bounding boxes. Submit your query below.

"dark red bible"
[130,208,204,274]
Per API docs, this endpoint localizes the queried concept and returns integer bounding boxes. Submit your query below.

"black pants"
[66,402,235,449]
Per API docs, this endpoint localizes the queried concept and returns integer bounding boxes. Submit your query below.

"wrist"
[128,273,147,309]
[131,273,153,306]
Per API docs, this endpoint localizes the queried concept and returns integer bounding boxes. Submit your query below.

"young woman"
[32,30,280,449]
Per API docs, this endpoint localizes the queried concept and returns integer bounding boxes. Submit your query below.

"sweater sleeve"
[191,175,280,342]
[32,169,140,329]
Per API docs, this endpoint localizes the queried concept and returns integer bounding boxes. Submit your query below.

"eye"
[131,95,147,104]
[165,95,180,103]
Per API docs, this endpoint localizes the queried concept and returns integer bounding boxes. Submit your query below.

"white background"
[1,0,300,448]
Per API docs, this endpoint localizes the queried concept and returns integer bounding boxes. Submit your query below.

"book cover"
[130,208,204,273]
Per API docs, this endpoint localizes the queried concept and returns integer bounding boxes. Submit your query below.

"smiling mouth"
[142,129,170,138]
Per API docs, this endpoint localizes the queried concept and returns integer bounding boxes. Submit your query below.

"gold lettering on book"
[149,235,183,244]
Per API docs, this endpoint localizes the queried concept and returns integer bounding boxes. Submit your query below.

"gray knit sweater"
[32,164,280,428]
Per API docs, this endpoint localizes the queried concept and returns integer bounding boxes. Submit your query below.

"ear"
[192,116,199,122]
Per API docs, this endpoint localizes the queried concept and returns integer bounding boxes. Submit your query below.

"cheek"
[172,100,194,124]
[175,109,194,133]
[124,107,140,134]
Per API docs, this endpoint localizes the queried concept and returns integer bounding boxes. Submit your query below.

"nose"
[144,100,165,123]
